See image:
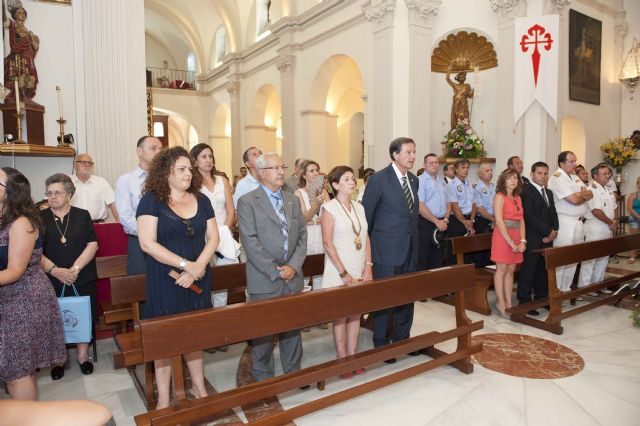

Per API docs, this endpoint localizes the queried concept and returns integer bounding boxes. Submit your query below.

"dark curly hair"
[143,146,203,204]
[0,167,42,232]
[189,143,218,179]
[495,168,522,197]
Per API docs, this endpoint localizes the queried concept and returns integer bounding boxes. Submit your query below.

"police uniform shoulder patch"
[457,185,463,192]
[591,183,597,189]
[553,171,561,177]
[482,188,488,194]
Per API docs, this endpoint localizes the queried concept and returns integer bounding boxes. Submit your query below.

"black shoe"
[78,361,94,375]
[384,358,397,364]
[299,385,310,390]
[527,309,540,316]
[408,350,422,356]
[419,299,428,303]
[51,366,65,380]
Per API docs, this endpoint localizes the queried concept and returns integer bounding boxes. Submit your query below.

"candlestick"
[14,79,24,143]
[56,86,63,119]
[14,79,20,115]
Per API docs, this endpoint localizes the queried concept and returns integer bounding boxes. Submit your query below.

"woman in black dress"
[137,146,219,409]
[40,174,98,380]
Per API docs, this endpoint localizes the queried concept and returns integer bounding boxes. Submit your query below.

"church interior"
[0,0,639,425]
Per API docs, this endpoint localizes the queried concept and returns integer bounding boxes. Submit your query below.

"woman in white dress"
[190,143,239,311]
[321,166,372,379]
[294,160,329,290]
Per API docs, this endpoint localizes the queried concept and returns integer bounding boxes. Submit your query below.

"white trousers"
[578,222,611,288]
[554,215,585,292]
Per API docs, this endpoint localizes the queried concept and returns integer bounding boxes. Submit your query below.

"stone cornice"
[489,0,526,24]
[405,0,441,21]
[543,0,571,15]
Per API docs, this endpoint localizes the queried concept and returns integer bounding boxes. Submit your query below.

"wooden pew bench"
[435,233,499,315]
[95,255,130,333]
[132,264,483,426]
[508,233,640,334]
[113,254,326,408]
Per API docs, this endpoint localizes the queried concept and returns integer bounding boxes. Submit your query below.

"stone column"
[406,0,441,158]
[362,0,396,169]
[75,0,147,186]
[276,54,296,168]
[227,75,243,172]
[491,0,526,171]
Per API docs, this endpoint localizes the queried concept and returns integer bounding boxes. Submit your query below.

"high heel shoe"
[495,304,510,320]
[186,387,206,400]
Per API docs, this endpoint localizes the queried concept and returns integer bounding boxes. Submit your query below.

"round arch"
[308,54,364,112]
[153,107,199,149]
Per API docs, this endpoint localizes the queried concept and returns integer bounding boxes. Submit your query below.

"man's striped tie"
[402,176,414,210]
[271,192,289,258]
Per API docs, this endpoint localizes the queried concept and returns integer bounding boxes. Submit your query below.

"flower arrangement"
[442,119,487,158]
[600,137,638,173]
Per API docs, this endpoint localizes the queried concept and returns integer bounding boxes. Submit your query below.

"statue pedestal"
[0,99,45,145]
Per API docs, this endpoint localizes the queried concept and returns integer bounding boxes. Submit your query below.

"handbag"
[57,284,92,344]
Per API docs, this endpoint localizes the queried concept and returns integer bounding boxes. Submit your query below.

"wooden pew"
[508,233,640,334]
[95,255,130,332]
[435,233,496,315]
[113,254,326,408]
[133,264,483,426]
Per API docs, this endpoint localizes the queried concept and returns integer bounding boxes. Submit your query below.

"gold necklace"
[337,198,362,250]
[53,209,70,244]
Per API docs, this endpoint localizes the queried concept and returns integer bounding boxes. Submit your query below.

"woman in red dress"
[491,169,526,318]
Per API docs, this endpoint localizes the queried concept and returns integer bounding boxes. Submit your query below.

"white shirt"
[391,162,414,203]
[585,180,616,225]
[70,174,115,221]
[548,168,588,217]
[115,165,147,235]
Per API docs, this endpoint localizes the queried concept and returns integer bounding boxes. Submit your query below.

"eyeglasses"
[181,219,195,238]
[75,160,94,166]
[45,191,67,198]
[261,166,288,172]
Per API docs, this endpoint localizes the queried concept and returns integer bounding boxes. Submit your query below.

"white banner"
[514,15,560,124]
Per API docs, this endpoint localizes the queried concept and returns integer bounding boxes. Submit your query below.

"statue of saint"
[446,66,474,131]
[4,2,39,100]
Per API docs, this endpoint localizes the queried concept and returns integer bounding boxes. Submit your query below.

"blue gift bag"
[57,284,92,344]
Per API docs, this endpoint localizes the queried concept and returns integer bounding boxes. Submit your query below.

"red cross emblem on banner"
[520,24,553,87]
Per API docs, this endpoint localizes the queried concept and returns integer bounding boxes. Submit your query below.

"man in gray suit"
[237,152,308,381]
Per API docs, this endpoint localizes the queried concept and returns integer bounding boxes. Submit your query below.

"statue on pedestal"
[446,65,474,131]
[4,0,39,99]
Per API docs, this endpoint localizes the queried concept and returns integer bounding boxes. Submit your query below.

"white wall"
[145,34,177,69]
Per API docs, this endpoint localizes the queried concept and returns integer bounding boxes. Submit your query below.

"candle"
[56,86,63,119]
[15,80,20,115]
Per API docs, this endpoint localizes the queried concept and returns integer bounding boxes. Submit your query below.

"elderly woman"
[40,173,98,380]
[0,168,66,399]
[136,146,219,409]
[321,166,372,379]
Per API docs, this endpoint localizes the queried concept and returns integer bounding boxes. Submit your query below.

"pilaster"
[227,75,243,172]
[276,53,297,168]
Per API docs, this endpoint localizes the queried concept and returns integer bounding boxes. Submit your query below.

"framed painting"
[569,9,601,105]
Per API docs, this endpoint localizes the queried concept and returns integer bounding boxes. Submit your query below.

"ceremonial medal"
[354,235,362,250]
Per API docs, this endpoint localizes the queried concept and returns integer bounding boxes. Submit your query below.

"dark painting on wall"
[569,9,601,105]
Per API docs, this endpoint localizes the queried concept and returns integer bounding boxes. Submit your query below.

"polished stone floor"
[3,288,639,426]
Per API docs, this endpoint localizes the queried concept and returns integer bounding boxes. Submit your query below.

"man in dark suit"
[518,161,559,315]
[237,152,307,381]
[508,155,530,186]
[362,137,420,360]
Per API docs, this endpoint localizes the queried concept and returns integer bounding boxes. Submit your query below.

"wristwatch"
[179,258,187,270]
[339,270,348,278]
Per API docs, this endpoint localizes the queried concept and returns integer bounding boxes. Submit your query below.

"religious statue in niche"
[4,0,40,99]
[446,63,474,131]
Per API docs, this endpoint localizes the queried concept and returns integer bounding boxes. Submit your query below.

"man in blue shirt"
[233,147,263,208]
[446,159,476,264]
[417,153,450,270]
[472,162,495,267]
[115,136,163,274]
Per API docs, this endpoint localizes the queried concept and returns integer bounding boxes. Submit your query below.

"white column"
[227,75,243,172]
[491,0,526,172]
[77,0,147,186]
[276,54,296,168]
[362,0,396,170]
[300,110,330,169]
[406,0,441,158]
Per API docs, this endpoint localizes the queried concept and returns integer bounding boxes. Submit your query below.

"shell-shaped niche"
[431,31,498,73]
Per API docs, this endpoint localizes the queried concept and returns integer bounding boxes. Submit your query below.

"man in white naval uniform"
[579,163,618,293]
[547,151,593,292]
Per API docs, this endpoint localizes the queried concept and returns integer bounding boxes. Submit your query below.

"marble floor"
[3,288,639,426]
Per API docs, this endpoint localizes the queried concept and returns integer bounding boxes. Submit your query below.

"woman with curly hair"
[0,167,66,399]
[491,168,526,319]
[136,146,219,408]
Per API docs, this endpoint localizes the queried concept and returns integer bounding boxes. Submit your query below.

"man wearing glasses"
[237,153,307,382]
[70,153,118,223]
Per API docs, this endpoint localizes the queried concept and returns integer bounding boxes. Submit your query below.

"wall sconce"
[619,37,639,99]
